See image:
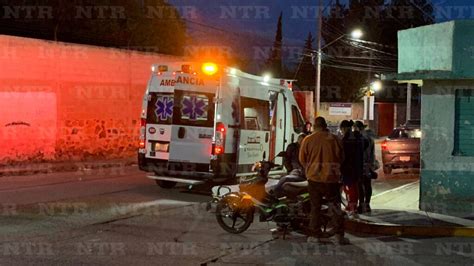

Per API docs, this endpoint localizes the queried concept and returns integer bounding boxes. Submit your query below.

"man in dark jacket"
[340,120,367,215]
[283,134,305,174]
[354,121,375,213]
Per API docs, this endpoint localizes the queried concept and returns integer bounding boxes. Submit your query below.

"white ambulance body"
[138,63,306,188]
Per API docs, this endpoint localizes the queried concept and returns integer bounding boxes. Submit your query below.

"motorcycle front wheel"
[215,198,254,234]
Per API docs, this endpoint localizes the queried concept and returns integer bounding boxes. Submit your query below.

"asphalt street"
[0,165,472,265]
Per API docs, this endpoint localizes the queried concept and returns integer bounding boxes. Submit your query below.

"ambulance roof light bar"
[202,62,219,76]
[181,64,191,73]
[151,64,168,73]
[261,74,271,86]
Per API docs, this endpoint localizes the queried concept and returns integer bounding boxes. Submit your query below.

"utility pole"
[315,0,323,117]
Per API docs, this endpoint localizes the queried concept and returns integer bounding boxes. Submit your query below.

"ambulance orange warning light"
[202,62,218,76]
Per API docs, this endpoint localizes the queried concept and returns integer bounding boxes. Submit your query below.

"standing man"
[354,121,376,213]
[340,120,367,215]
[299,117,349,245]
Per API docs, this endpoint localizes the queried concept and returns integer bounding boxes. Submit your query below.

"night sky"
[169,0,474,46]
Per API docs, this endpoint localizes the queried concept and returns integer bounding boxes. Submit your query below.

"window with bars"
[454,89,474,156]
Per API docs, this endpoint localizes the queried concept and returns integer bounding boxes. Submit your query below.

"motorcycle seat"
[281,181,308,199]
[283,180,308,188]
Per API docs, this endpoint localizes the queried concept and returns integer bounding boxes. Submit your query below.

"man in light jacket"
[299,117,349,245]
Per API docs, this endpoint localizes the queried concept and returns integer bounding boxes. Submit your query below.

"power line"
[321,63,395,73]
[325,57,396,70]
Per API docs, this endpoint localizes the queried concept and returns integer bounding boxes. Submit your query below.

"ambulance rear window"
[292,105,305,133]
[147,92,174,124]
[173,90,214,127]
[241,97,270,131]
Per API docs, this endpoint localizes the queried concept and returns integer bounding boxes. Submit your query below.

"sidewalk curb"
[345,219,474,237]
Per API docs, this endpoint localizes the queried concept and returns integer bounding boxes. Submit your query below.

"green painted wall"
[398,20,474,80]
[398,21,474,217]
[421,171,474,215]
[452,21,474,78]
[398,21,454,74]
[420,80,474,216]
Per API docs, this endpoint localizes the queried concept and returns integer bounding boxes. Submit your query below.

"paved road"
[0,166,470,265]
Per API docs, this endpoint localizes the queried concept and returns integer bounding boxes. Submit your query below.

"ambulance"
[138,62,306,188]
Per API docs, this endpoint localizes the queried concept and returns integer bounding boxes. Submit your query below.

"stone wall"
[0,35,180,165]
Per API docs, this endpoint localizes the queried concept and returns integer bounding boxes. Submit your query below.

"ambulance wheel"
[383,166,392,175]
[156,180,177,189]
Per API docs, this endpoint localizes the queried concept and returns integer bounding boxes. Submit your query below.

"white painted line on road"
[372,181,419,199]
[424,212,474,227]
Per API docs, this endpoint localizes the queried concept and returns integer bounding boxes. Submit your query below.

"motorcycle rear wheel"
[215,199,254,234]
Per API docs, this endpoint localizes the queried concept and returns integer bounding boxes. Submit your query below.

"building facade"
[397,20,474,216]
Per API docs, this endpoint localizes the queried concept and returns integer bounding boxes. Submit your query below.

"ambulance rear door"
[168,74,217,172]
[144,74,175,162]
[269,90,287,167]
[236,86,272,175]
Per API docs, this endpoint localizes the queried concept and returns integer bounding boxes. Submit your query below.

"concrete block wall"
[0,35,180,165]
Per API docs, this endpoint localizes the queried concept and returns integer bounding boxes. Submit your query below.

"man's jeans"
[273,169,305,198]
[308,180,345,236]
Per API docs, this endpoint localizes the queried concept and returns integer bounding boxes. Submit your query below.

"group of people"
[339,120,377,215]
[280,117,377,244]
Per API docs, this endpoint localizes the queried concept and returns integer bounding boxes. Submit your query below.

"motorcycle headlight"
[251,162,261,172]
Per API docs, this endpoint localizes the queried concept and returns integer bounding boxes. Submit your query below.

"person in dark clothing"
[340,120,367,214]
[283,134,305,173]
[354,121,375,213]
[274,134,306,197]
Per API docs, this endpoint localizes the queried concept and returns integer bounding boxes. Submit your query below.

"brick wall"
[0,35,180,165]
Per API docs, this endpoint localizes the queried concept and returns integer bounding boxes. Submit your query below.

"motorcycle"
[211,153,331,237]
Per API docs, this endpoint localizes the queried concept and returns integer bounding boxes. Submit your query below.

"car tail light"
[213,122,226,155]
[139,118,146,149]
[381,140,388,151]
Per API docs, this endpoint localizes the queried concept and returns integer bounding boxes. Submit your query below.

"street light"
[315,29,363,116]
[351,29,363,40]
[371,80,382,93]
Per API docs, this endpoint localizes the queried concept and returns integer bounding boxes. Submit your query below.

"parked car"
[381,127,421,174]
[404,119,420,129]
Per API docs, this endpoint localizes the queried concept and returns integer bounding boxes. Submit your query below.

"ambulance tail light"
[214,145,224,155]
[381,140,388,151]
[139,140,146,149]
[213,122,226,155]
[139,118,146,149]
